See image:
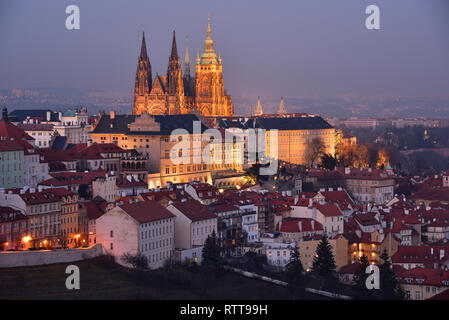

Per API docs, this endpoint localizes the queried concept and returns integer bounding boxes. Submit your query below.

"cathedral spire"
[254,96,263,116]
[170,30,179,60]
[277,97,287,115]
[206,13,212,40]
[140,31,149,62]
[184,38,190,77]
[200,14,217,65]
[132,32,152,115]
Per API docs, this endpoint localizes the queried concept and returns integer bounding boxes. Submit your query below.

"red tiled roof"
[275,218,322,233]
[335,167,393,181]
[392,245,449,265]
[83,201,104,220]
[171,200,217,222]
[397,267,449,287]
[0,139,23,152]
[39,170,107,187]
[119,200,175,223]
[354,212,380,226]
[209,203,239,213]
[69,143,128,159]
[314,203,343,217]
[0,120,34,141]
[338,262,360,274]
[411,188,449,202]
[18,187,74,205]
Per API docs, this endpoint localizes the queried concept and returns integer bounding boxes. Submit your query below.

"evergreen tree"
[312,235,338,289]
[202,230,221,269]
[352,254,375,300]
[379,249,405,300]
[286,246,304,287]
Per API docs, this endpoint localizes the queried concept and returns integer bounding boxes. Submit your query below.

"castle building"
[132,16,233,117]
[89,112,244,189]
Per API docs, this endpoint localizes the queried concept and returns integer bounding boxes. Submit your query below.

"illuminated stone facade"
[132,16,233,117]
[90,112,243,189]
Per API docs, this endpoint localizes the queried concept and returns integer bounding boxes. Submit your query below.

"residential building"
[0,140,24,188]
[97,200,175,269]
[167,199,217,248]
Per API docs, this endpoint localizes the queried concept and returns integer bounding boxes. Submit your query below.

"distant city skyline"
[1,0,449,115]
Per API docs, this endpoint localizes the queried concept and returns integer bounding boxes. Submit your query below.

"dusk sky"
[1,0,448,101]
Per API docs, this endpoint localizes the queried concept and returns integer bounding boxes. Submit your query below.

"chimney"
[337,187,342,191]
[311,220,315,230]
[345,167,351,174]
[298,221,302,232]
[431,247,434,255]
[46,110,51,122]
[294,195,299,205]
[309,198,313,207]
[38,185,43,192]
[329,187,333,192]
[110,110,115,119]
[440,249,445,260]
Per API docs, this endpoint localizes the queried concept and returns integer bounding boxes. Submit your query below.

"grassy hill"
[0,256,325,300]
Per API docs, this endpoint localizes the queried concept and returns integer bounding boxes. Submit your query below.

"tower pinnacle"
[184,38,190,77]
[170,30,179,60]
[277,97,287,115]
[140,31,149,61]
[200,14,217,65]
[254,96,263,116]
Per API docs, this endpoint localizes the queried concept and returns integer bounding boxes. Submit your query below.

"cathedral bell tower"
[132,32,152,115]
[195,15,233,117]
[166,31,184,114]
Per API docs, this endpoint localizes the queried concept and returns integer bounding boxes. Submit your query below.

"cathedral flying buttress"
[132,15,233,117]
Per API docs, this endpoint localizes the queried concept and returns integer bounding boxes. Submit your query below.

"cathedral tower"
[254,96,263,116]
[195,15,233,117]
[132,32,152,115]
[167,31,185,114]
[277,97,287,115]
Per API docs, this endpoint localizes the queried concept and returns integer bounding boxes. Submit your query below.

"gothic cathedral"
[132,16,234,117]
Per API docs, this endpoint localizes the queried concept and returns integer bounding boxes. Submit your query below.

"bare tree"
[305,137,325,168]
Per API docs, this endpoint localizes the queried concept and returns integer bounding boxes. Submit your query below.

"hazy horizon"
[1,0,449,116]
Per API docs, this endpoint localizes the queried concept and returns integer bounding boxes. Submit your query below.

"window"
[110,230,114,238]
[110,243,113,250]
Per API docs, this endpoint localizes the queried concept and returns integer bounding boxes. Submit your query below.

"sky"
[0,0,448,101]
